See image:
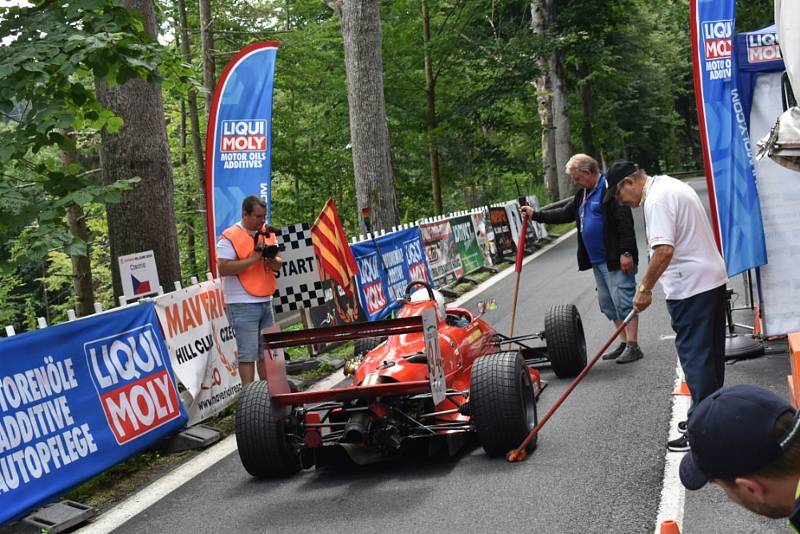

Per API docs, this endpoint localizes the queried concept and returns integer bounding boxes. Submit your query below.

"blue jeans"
[225,302,275,363]
[592,263,636,321]
[667,284,727,417]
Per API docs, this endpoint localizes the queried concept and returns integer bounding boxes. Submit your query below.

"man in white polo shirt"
[217,196,283,385]
[607,161,728,453]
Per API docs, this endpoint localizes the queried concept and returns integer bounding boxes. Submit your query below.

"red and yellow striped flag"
[311,198,359,295]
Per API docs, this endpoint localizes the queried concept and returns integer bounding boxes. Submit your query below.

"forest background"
[0,0,772,332]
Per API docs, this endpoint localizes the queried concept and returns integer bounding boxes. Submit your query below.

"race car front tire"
[470,351,538,457]
[545,304,587,378]
[235,380,301,478]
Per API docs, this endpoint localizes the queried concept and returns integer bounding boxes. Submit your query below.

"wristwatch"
[638,284,652,294]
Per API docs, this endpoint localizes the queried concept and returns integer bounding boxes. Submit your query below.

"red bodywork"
[263,300,542,447]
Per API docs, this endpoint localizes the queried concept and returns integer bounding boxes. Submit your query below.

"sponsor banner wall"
[351,228,433,322]
[419,220,464,286]
[448,215,484,275]
[470,209,494,267]
[690,0,767,277]
[206,41,279,276]
[154,280,241,426]
[489,206,516,259]
[0,304,187,523]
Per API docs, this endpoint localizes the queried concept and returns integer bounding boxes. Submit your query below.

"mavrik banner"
[206,41,279,276]
[154,279,241,426]
[0,303,186,524]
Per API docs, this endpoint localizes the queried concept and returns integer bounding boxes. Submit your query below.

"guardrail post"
[94,302,103,314]
[190,276,199,284]
[5,325,15,336]
[174,281,182,290]
[67,309,77,321]
[37,317,47,329]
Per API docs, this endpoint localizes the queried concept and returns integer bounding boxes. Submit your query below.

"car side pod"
[506,311,638,462]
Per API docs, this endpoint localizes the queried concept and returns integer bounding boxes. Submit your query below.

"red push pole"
[507,310,637,462]
[508,211,531,339]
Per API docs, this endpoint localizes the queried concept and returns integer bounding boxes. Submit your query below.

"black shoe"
[667,434,690,452]
[616,345,644,364]
[602,342,626,361]
[677,420,687,434]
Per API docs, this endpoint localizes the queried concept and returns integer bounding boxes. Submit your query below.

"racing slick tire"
[235,380,301,478]
[355,336,384,356]
[545,304,587,378]
[470,351,538,457]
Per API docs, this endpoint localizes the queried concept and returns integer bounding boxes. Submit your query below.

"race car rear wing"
[264,309,447,406]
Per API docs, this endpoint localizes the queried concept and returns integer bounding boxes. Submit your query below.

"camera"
[261,244,284,259]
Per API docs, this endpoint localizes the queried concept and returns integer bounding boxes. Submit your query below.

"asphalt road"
[96,180,793,533]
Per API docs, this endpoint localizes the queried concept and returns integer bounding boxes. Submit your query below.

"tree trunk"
[422,0,442,215]
[177,0,206,275]
[340,0,399,234]
[551,46,573,198]
[199,0,216,116]
[531,0,558,199]
[62,140,95,317]
[576,62,596,157]
[95,0,181,298]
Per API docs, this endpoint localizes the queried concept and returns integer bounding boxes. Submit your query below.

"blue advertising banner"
[0,304,187,523]
[690,0,767,277]
[206,41,279,276]
[735,25,784,130]
[351,228,434,321]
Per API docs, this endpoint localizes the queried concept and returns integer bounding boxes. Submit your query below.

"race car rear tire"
[355,336,384,357]
[470,351,538,457]
[235,380,301,478]
[545,304,587,378]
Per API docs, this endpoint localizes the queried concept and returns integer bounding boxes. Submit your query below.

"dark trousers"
[666,284,727,417]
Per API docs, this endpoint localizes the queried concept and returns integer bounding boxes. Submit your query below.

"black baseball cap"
[679,384,800,490]
[603,161,639,203]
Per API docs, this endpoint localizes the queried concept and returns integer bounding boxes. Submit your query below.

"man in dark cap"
[607,162,727,452]
[680,384,800,531]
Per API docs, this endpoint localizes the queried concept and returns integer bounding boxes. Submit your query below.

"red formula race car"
[235,282,586,477]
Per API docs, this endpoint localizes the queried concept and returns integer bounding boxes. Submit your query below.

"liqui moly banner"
[691,0,767,277]
[206,41,279,276]
[0,304,186,524]
[351,228,433,322]
[154,280,241,426]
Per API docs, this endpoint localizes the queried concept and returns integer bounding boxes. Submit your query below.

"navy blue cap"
[603,161,638,203]
[679,385,798,490]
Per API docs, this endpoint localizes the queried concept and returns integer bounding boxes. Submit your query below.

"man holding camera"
[217,195,283,385]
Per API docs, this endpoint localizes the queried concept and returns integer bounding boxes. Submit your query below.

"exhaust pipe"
[341,412,373,444]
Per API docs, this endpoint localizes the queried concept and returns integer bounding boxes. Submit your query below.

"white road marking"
[77,228,577,532]
[653,363,691,533]
[76,434,238,534]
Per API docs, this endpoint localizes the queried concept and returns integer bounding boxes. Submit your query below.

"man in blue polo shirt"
[522,154,642,363]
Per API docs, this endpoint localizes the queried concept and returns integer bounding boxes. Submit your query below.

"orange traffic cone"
[660,519,681,533]
[672,380,691,396]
